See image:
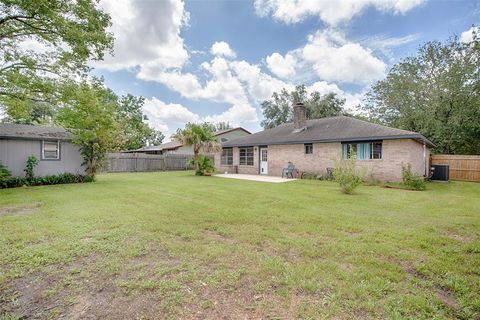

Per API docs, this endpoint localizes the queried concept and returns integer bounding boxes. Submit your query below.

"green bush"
[190,155,215,176]
[24,155,39,180]
[401,164,426,190]
[0,161,12,188]
[333,155,365,194]
[0,173,94,189]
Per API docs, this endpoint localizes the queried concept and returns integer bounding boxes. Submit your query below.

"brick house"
[214,103,434,182]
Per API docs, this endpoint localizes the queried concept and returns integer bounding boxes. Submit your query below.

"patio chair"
[282,162,296,178]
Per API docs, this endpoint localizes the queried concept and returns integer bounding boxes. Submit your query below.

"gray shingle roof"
[214,127,251,136]
[223,116,435,148]
[0,123,72,140]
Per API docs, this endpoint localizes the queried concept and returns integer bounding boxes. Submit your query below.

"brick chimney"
[293,102,307,132]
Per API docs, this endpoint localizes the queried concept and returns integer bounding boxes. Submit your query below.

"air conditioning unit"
[431,164,449,182]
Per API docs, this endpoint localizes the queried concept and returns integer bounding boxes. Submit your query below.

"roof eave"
[223,134,435,148]
[0,135,72,141]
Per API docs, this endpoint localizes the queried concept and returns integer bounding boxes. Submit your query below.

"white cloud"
[254,0,425,25]
[306,81,365,112]
[266,52,297,78]
[362,33,421,49]
[94,0,189,72]
[210,41,237,58]
[143,97,257,140]
[147,56,259,129]
[231,60,293,101]
[143,97,200,137]
[461,26,479,43]
[302,29,386,84]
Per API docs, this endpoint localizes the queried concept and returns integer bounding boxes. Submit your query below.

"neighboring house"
[125,127,251,155]
[124,141,193,155]
[0,123,86,177]
[215,103,434,182]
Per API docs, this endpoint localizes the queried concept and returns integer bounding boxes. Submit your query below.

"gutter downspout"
[423,142,427,177]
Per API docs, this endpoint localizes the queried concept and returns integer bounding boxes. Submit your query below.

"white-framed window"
[221,148,233,165]
[42,140,60,160]
[239,147,254,166]
[342,141,382,160]
[304,143,313,154]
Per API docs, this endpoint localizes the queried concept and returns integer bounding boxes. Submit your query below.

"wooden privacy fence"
[431,154,480,182]
[102,153,213,173]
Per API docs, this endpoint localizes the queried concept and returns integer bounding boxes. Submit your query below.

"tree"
[146,130,165,146]
[116,94,162,150]
[173,123,220,175]
[261,85,346,129]
[214,121,233,131]
[56,78,122,176]
[364,32,480,154]
[0,0,113,119]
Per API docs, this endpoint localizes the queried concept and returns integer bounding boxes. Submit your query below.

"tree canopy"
[116,94,164,150]
[261,85,346,129]
[56,78,121,176]
[0,0,113,118]
[364,32,480,154]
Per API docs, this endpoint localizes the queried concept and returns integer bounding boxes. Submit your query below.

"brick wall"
[215,146,259,174]
[215,139,429,181]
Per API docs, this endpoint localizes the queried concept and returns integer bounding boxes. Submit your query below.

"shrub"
[190,155,214,176]
[301,172,320,180]
[401,164,426,190]
[333,155,365,194]
[24,155,39,181]
[0,161,12,188]
[0,173,95,189]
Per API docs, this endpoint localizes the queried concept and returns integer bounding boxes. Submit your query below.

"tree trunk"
[193,146,200,175]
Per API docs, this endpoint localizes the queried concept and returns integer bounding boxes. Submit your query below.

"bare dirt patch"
[446,232,474,243]
[435,286,460,312]
[0,249,184,319]
[0,202,42,217]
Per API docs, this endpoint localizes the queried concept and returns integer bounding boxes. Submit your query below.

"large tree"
[261,85,346,129]
[0,0,113,119]
[364,32,480,154]
[56,78,122,176]
[116,94,164,150]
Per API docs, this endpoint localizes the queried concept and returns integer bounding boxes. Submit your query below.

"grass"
[0,171,479,319]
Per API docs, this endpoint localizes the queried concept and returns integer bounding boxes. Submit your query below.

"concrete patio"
[214,173,296,183]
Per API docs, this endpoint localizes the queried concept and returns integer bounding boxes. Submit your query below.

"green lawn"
[0,172,479,319]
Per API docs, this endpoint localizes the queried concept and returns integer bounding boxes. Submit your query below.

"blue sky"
[92,0,479,139]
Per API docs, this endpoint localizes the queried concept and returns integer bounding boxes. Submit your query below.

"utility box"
[431,164,449,181]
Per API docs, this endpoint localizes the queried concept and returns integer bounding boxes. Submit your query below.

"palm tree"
[173,123,220,175]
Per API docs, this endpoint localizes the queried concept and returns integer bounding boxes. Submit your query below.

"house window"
[239,147,254,166]
[42,140,60,160]
[221,148,233,165]
[342,141,382,160]
[305,143,313,154]
[221,137,228,142]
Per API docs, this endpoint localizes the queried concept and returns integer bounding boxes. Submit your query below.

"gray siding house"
[0,124,86,177]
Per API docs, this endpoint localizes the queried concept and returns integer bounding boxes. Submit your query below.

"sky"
[90,0,479,140]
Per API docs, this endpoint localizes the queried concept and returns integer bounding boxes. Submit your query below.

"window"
[305,143,313,154]
[221,148,233,165]
[42,140,60,160]
[342,141,382,160]
[239,147,254,166]
[221,137,228,142]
